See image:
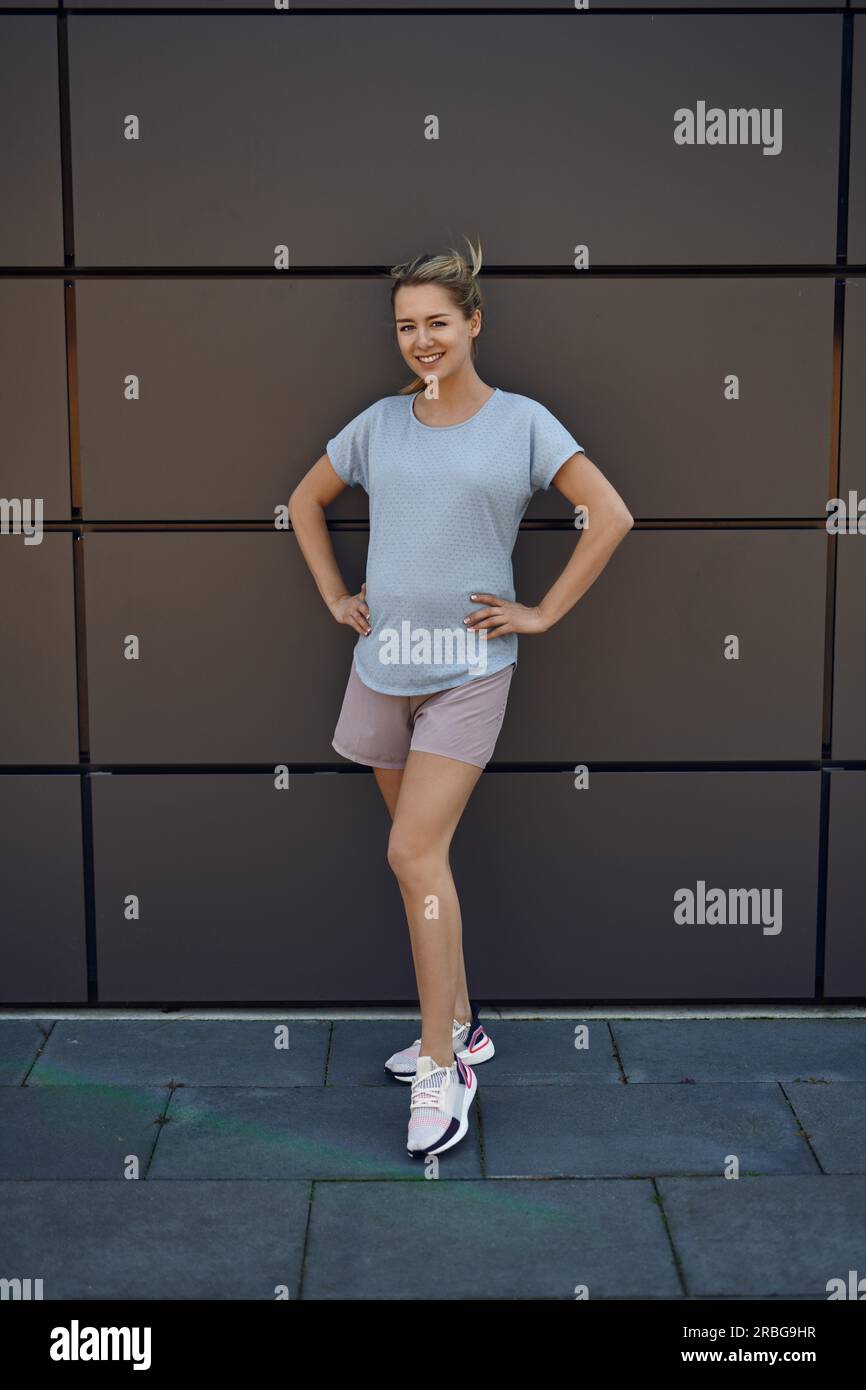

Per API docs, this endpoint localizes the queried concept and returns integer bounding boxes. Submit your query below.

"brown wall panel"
[67,14,839,267]
[91,771,405,1003]
[825,771,866,997]
[0,6,858,1002]
[0,16,63,264]
[0,533,80,765]
[0,775,87,1002]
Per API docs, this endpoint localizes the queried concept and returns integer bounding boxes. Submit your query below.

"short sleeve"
[325,401,376,491]
[529,401,584,492]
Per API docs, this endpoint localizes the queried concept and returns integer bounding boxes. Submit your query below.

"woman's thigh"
[388,750,483,861]
[373,766,403,820]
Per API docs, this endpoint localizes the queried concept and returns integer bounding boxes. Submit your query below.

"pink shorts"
[332,659,516,770]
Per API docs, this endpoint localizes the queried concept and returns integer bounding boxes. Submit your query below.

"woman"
[288,237,633,1159]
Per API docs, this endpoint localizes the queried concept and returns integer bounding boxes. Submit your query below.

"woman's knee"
[386,829,443,880]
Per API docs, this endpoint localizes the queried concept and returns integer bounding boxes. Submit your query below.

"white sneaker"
[385,1003,495,1082]
[406,1054,478,1158]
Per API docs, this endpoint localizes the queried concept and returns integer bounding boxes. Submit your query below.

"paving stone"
[29,1019,329,1086]
[611,1020,866,1082]
[327,1017,427,1085]
[2,1018,864,1300]
[0,1085,167,1178]
[0,1020,54,1084]
[0,1179,310,1299]
[781,1082,866,1173]
[329,1017,621,1085]
[302,1177,681,1300]
[658,1175,866,1298]
[148,1085,482,1179]
[479,1083,819,1177]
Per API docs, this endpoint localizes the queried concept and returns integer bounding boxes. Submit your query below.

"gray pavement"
[1,1013,865,1300]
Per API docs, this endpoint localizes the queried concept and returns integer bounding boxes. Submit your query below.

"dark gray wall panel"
[68,14,839,267]
[850,18,866,266]
[831,535,866,759]
[0,3,851,1008]
[91,772,407,1002]
[502,277,834,522]
[450,771,821,999]
[825,772,866,998]
[0,282,71,518]
[0,17,64,265]
[76,278,398,522]
[84,531,368,763]
[839,278,866,502]
[62,0,841,9]
[835,276,865,765]
[0,533,80,764]
[502,529,826,761]
[93,768,823,1003]
[84,528,824,765]
[75,277,833,522]
[0,775,87,1003]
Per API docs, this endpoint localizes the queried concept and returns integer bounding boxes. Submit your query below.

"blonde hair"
[388,235,484,395]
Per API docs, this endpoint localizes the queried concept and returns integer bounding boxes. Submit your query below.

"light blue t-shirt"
[325,386,584,695]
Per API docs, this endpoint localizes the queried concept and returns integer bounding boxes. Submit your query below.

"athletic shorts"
[332,658,516,771]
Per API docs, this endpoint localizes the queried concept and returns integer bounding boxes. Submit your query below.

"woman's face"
[393,283,479,384]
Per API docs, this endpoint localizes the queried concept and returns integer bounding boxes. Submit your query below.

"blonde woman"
[289,238,633,1159]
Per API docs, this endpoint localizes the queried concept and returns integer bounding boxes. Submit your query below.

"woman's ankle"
[421,1046,455,1070]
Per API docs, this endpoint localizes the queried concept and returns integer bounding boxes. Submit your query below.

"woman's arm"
[534,451,634,631]
[466,450,633,641]
[288,455,371,636]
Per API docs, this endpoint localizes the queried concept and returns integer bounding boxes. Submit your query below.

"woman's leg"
[373,766,473,1027]
[371,767,403,821]
[383,750,483,1068]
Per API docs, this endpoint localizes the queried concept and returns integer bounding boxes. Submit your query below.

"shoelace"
[409,1062,454,1112]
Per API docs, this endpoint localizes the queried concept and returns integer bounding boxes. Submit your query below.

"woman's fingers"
[467,606,502,629]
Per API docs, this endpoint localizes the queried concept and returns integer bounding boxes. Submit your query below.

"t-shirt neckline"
[410,386,499,430]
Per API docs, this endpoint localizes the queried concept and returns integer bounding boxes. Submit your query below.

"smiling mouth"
[417,352,444,364]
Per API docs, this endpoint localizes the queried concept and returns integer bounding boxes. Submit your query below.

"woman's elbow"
[288,484,314,522]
